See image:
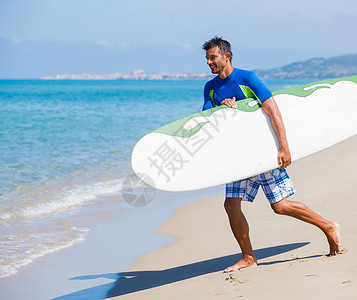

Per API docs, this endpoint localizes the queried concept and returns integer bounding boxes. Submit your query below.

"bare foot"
[326,222,341,256]
[224,256,257,273]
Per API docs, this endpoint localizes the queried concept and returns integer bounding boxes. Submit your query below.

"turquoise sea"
[0,79,311,278]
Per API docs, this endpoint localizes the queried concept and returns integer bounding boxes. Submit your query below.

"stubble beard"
[209,65,219,74]
[209,62,226,75]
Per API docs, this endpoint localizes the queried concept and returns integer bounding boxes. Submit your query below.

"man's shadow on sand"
[53,242,320,300]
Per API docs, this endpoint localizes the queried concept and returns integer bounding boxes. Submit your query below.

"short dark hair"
[202,36,233,62]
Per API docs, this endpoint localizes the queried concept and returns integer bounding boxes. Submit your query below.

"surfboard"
[131,76,357,192]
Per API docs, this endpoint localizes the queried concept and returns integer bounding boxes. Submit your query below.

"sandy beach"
[106,135,357,300]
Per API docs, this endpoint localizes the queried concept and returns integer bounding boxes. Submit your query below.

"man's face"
[205,47,228,74]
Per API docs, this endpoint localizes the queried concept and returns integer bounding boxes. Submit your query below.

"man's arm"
[202,81,214,111]
[261,96,291,169]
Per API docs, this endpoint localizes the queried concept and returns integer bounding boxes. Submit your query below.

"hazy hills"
[254,54,357,79]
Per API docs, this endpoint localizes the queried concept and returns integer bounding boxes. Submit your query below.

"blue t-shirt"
[203,68,272,111]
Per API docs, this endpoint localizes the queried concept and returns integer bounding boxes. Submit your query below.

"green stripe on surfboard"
[152,98,259,138]
[152,76,357,138]
[273,75,357,97]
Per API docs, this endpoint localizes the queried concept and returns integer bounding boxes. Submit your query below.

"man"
[202,36,341,272]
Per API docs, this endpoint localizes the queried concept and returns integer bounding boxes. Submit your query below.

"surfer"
[202,36,342,272]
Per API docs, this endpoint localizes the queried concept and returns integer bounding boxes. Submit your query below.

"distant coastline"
[42,70,215,81]
[42,53,357,80]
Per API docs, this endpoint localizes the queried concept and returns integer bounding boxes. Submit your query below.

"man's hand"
[278,147,292,169]
[221,97,237,108]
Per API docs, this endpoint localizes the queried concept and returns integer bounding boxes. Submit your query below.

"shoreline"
[0,185,222,300]
[106,135,357,299]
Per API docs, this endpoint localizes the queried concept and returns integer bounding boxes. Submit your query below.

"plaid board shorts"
[226,168,296,204]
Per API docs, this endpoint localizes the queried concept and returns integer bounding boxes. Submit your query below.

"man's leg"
[271,198,341,256]
[223,197,258,272]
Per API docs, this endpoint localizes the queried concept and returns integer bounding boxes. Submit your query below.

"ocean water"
[0,78,310,278]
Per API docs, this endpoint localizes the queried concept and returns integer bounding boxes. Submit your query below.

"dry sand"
[107,135,357,300]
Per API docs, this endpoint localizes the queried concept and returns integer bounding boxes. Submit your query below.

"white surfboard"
[132,76,357,192]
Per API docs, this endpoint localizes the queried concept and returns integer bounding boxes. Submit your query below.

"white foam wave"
[0,178,125,221]
[0,226,89,278]
[23,179,123,218]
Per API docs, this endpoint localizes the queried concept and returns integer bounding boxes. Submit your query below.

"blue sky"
[1,0,357,78]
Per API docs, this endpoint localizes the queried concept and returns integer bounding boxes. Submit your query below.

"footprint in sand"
[225,274,245,285]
